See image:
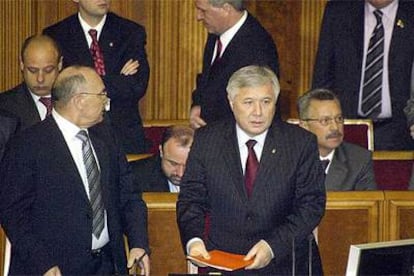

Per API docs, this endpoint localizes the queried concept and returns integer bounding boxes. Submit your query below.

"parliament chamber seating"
[2,192,414,275]
[143,120,189,154]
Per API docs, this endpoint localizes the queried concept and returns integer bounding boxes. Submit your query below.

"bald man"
[0,66,149,275]
[0,35,62,130]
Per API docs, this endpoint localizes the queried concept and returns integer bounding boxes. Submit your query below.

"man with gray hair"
[298,88,377,191]
[0,66,149,275]
[178,65,325,275]
[190,0,279,129]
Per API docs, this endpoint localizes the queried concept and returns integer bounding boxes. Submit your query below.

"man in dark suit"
[298,88,377,191]
[190,0,279,129]
[0,35,62,130]
[312,0,414,150]
[178,66,325,275]
[130,125,194,193]
[43,0,150,154]
[0,66,149,275]
[0,110,18,160]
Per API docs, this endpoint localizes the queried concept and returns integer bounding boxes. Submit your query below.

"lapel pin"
[397,19,404,28]
[109,42,114,47]
[271,149,276,154]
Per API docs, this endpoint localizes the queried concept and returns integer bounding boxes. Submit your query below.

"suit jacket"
[192,13,279,123]
[312,0,414,150]
[0,83,41,130]
[0,117,148,275]
[44,12,150,153]
[177,119,326,275]
[0,110,18,160]
[325,142,376,191]
[130,154,170,192]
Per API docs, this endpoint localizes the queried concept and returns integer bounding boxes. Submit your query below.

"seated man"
[130,125,194,192]
[298,88,377,191]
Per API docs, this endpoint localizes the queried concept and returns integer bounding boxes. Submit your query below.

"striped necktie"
[361,10,384,119]
[76,130,104,238]
[245,139,259,197]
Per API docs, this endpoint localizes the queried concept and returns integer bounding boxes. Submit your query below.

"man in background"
[130,125,194,193]
[44,0,150,154]
[178,65,325,275]
[0,66,149,275]
[0,35,62,129]
[190,0,279,129]
[312,0,414,150]
[298,88,377,191]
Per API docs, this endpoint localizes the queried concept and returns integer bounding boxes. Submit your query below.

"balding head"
[20,35,62,97]
[52,66,108,128]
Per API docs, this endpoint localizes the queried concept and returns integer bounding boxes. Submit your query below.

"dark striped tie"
[77,130,104,238]
[245,139,259,197]
[361,10,384,119]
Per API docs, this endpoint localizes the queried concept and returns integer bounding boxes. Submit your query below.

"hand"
[121,59,140,76]
[189,105,206,129]
[127,248,150,276]
[244,240,273,270]
[188,240,210,267]
[410,125,414,139]
[43,266,62,276]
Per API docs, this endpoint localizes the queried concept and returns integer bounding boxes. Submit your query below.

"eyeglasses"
[79,90,108,97]
[302,115,344,126]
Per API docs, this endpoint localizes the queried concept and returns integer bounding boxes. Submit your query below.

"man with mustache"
[0,35,62,130]
[130,125,194,192]
[298,88,377,191]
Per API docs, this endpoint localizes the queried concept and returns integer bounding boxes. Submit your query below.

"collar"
[78,12,107,40]
[219,11,247,51]
[320,149,335,162]
[365,0,398,23]
[236,123,268,149]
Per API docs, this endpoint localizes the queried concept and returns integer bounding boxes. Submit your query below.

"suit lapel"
[19,85,41,125]
[100,13,120,73]
[325,146,348,190]
[68,16,94,67]
[221,122,246,199]
[353,2,365,72]
[47,117,91,204]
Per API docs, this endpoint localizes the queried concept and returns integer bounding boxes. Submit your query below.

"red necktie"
[39,97,52,116]
[245,139,259,197]
[212,37,222,65]
[88,29,106,76]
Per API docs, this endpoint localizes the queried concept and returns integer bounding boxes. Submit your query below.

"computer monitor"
[346,239,414,276]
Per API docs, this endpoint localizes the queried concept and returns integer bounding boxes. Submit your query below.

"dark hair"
[297,88,341,119]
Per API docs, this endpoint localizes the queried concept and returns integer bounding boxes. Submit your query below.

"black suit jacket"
[312,0,414,150]
[0,83,41,130]
[0,110,18,160]
[177,119,326,275]
[0,117,148,275]
[44,12,150,153]
[192,13,280,123]
[130,154,171,192]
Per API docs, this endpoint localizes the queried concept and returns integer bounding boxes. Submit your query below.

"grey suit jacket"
[177,119,325,275]
[325,142,376,191]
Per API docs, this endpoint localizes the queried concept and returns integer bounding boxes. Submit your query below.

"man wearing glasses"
[130,125,194,192]
[298,88,377,191]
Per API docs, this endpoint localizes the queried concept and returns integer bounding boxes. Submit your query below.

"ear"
[58,56,63,72]
[227,95,234,111]
[159,145,163,157]
[299,120,308,130]
[19,57,24,72]
[222,3,233,14]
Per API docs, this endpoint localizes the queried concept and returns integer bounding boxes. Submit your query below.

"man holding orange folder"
[177,65,326,275]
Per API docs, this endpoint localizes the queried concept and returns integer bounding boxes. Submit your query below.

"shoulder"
[106,12,146,32]
[43,14,78,33]
[339,142,372,160]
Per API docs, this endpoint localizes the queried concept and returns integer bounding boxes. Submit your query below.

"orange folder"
[187,249,254,271]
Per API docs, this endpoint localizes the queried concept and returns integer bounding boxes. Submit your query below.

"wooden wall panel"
[0,0,328,121]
